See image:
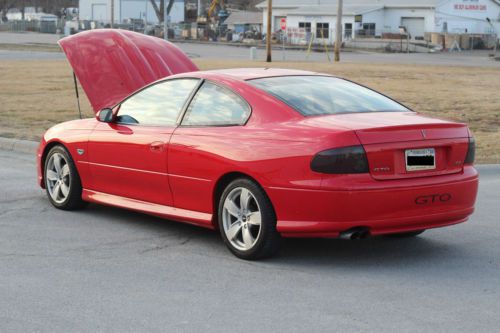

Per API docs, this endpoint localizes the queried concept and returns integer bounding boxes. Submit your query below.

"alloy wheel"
[46,152,71,204]
[222,187,262,251]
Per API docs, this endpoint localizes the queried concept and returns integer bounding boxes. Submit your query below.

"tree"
[149,0,175,24]
[0,0,78,19]
[0,0,16,21]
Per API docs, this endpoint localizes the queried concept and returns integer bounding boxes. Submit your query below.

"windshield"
[248,76,410,116]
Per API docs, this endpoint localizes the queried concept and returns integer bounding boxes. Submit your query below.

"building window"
[362,23,376,36]
[344,23,353,39]
[316,22,329,39]
[299,22,311,32]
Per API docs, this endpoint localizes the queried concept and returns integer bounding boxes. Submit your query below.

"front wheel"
[44,145,87,210]
[218,178,281,260]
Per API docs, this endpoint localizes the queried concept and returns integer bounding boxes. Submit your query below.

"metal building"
[257,0,500,41]
[79,0,186,24]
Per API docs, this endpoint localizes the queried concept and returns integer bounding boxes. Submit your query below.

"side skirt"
[82,189,215,229]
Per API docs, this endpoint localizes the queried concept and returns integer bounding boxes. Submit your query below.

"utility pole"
[334,0,343,62]
[266,0,272,62]
[486,18,498,58]
[144,0,148,34]
[21,0,25,20]
[110,0,114,28]
[164,0,168,40]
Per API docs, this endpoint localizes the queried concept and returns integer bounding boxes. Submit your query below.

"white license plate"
[405,148,436,171]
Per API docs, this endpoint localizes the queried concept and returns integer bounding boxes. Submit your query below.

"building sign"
[280,18,287,31]
[355,15,362,23]
[453,0,487,11]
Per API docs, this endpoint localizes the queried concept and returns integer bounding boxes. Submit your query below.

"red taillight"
[311,145,369,174]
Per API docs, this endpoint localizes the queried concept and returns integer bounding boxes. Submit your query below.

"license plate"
[405,148,435,171]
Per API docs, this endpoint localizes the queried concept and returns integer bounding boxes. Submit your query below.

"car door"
[87,78,200,206]
[168,81,252,213]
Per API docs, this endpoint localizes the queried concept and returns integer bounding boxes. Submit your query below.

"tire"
[44,145,87,210]
[385,230,425,238]
[218,178,281,260]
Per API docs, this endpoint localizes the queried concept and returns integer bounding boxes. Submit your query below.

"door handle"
[150,141,165,152]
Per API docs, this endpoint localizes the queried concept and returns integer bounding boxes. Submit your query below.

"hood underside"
[59,29,199,113]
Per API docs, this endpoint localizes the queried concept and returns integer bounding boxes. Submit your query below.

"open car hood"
[59,29,199,113]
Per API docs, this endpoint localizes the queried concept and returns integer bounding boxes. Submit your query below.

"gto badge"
[77,148,85,155]
[415,193,451,205]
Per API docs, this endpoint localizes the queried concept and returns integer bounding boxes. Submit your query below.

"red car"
[37,30,478,259]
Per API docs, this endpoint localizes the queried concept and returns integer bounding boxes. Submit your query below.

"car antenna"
[72,72,82,119]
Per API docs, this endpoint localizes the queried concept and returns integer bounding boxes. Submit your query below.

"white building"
[6,7,58,22]
[79,0,185,24]
[257,0,500,42]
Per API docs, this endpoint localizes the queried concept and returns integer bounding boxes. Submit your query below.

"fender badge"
[373,167,391,172]
[77,149,85,155]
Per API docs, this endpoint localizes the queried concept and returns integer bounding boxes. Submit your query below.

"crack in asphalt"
[138,236,192,254]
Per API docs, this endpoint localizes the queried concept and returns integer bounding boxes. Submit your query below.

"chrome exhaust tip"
[339,227,371,240]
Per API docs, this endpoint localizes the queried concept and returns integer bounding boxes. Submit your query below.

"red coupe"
[37,30,478,259]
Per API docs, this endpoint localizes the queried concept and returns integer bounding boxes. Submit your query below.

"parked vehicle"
[37,30,478,259]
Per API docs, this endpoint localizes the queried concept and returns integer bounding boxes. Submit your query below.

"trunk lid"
[304,112,470,180]
[59,29,199,113]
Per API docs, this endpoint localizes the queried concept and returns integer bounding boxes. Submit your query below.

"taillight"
[311,145,369,174]
[464,137,475,164]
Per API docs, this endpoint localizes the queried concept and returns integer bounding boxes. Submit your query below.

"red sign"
[280,18,287,31]
[454,3,487,11]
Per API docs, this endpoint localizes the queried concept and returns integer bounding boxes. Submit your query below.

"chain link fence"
[0,19,496,53]
[0,19,65,34]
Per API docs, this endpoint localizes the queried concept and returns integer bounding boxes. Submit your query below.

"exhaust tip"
[339,227,371,240]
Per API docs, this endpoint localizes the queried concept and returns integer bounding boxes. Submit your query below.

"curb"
[0,137,38,155]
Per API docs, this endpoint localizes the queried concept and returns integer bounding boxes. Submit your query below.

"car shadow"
[77,202,464,270]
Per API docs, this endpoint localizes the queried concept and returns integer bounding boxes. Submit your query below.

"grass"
[0,59,499,163]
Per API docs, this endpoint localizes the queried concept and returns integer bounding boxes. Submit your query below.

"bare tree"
[149,0,175,23]
[0,0,16,21]
[0,0,77,18]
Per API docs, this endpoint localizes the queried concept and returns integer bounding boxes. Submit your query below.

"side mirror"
[98,108,114,123]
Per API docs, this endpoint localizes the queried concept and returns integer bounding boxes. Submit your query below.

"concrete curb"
[0,137,499,172]
[0,137,38,155]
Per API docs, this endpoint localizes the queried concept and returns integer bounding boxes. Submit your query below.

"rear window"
[248,76,409,116]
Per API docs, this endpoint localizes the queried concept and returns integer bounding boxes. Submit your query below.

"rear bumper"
[266,166,478,238]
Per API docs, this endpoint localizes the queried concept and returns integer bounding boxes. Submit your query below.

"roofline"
[170,68,331,82]
[287,6,384,16]
[256,3,438,10]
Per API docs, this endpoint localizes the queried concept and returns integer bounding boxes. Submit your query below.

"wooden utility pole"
[266,0,272,62]
[334,0,343,62]
[164,0,168,40]
[110,0,114,28]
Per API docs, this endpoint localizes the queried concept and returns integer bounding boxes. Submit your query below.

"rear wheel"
[44,145,86,210]
[218,178,281,260]
[386,230,425,238]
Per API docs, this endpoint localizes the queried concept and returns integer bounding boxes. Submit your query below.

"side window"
[181,82,250,126]
[116,78,199,126]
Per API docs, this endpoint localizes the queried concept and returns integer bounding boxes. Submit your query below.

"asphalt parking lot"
[0,148,499,332]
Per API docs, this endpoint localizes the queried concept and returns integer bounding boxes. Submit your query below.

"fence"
[0,19,65,34]
[284,27,498,50]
